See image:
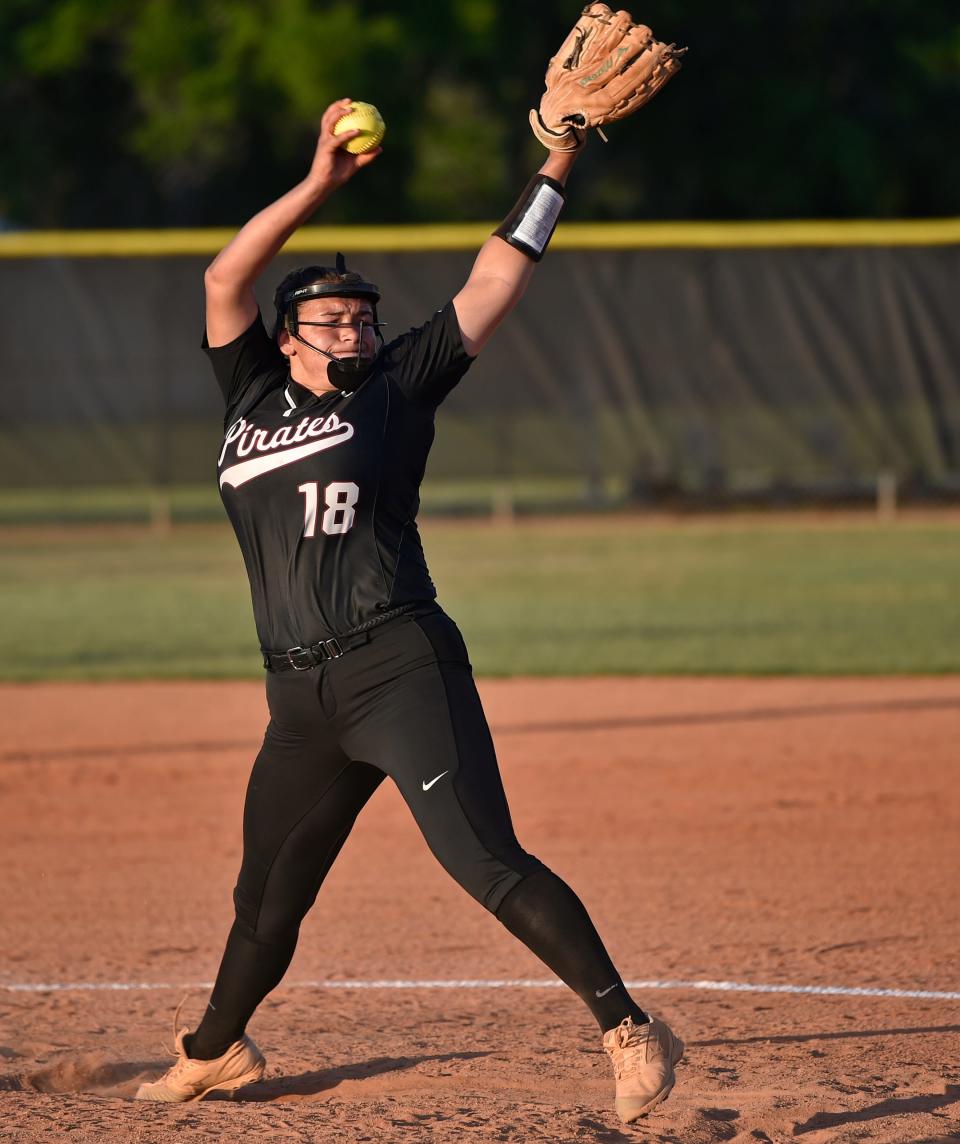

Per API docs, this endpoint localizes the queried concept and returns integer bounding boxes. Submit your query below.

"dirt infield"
[1,677,958,1143]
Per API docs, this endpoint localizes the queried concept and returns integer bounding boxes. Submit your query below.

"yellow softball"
[333,101,386,154]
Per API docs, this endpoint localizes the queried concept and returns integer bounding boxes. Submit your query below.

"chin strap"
[291,325,382,391]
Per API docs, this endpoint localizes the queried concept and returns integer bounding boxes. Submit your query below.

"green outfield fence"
[2,220,958,523]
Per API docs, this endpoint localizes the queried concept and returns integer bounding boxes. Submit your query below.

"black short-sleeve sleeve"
[379,300,476,407]
[202,313,287,423]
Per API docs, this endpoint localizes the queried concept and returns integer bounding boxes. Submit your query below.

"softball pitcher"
[136,6,685,1123]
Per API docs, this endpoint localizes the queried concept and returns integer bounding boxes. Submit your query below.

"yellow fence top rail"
[1,218,959,257]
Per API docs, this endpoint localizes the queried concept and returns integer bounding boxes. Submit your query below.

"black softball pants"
[190,608,646,1058]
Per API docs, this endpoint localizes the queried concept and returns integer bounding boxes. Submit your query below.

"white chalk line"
[2,977,958,1001]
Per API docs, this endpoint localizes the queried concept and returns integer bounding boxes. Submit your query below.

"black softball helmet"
[274,253,385,388]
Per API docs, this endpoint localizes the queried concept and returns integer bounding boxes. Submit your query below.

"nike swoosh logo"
[220,427,354,489]
[595,984,619,998]
[422,770,449,791]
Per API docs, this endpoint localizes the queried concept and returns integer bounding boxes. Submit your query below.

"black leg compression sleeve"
[494,867,648,1033]
[189,812,361,1060]
[189,746,385,1060]
[188,921,297,1060]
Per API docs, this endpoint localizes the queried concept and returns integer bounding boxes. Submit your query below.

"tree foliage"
[2,0,958,227]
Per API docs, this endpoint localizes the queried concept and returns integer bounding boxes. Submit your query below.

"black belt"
[262,606,417,672]
[263,632,369,672]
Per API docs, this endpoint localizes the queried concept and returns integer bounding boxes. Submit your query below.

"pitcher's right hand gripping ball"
[333,101,386,154]
[531,3,686,152]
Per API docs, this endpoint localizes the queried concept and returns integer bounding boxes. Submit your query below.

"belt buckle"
[286,646,315,671]
[324,638,344,659]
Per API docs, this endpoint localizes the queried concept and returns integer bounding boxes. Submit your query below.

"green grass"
[1,516,958,680]
[0,478,623,525]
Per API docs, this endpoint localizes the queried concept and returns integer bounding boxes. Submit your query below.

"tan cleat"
[135,1028,265,1103]
[602,1014,684,1122]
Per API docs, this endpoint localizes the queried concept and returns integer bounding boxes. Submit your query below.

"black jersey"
[203,302,474,652]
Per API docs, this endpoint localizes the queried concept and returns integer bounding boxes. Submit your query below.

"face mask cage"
[290,316,387,370]
[274,256,385,377]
